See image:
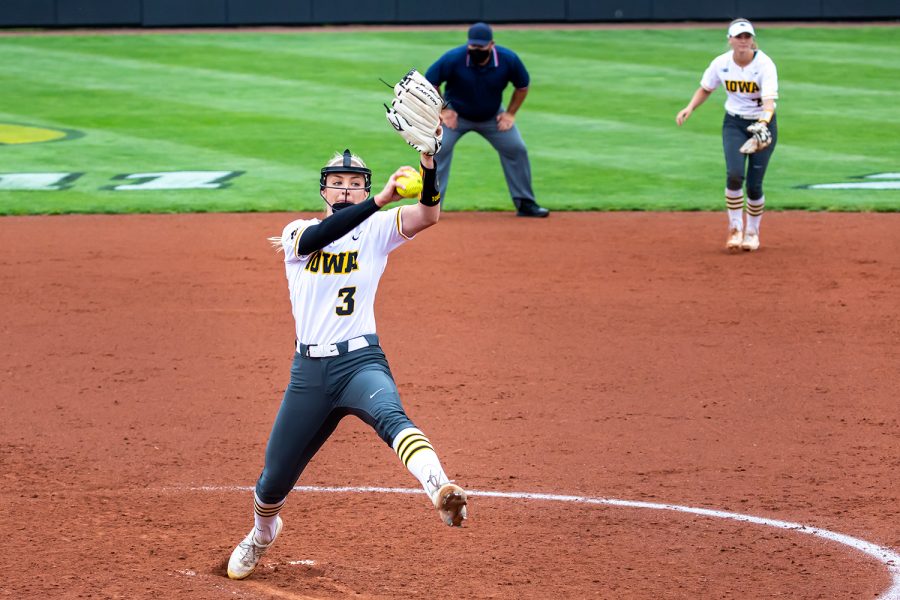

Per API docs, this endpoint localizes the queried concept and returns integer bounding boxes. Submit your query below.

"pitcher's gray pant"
[255,344,415,504]
[438,112,536,204]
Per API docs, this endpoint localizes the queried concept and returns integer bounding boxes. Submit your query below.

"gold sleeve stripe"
[397,206,414,241]
[292,225,310,258]
[401,441,434,467]
[396,432,429,457]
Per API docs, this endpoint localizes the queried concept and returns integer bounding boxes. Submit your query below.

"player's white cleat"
[433,483,468,527]
[227,516,283,580]
[741,230,760,251]
[726,228,743,252]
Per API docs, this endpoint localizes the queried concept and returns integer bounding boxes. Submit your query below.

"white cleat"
[726,228,743,252]
[741,230,760,251]
[227,516,283,580]
[433,483,468,527]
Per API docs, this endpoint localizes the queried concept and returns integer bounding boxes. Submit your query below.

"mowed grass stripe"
[6,41,724,174]
[7,34,897,128]
[19,31,897,99]
[145,31,456,66]
[2,40,526,152]
[8,39,895,161]
[0,43,390,103]
[0,82,319,180]
[0,46,398,168]
[0,26,897,214]
[1,56,385,141]
[526,110,888,167]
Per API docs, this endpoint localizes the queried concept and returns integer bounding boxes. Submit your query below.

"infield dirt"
[2,211,898,598]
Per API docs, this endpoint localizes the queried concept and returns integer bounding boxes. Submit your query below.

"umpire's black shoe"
[514,198,550,218]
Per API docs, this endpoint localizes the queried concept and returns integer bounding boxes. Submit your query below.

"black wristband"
[419,161,441,207]
[296,197,379,255]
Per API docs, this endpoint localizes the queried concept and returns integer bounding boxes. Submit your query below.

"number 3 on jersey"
[336,287,356,316]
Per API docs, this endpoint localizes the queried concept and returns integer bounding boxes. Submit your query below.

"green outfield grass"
[0,25,898,214]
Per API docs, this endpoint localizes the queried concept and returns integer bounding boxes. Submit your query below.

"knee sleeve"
[746,184,764,200]
[727,173,744,191]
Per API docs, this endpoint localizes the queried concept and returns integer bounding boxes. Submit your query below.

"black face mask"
[331,201,353,212]
[468,48,490,64]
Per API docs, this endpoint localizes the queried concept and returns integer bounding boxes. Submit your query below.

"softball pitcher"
[225,145,467,580]
[676,18,779,252]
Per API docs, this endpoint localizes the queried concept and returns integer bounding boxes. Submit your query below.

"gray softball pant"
[437,112,536,204]
[255,341,415,504]
[723,112,777,200]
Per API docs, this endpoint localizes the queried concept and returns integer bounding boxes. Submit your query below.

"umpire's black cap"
[467,22,493,46]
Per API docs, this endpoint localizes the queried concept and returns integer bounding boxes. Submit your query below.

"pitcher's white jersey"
[701,49,778,118]
[279,207,412,345]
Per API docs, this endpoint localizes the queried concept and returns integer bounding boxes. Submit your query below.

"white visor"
[728,21,755,37]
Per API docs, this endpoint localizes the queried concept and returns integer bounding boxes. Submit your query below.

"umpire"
[425,22,549,217]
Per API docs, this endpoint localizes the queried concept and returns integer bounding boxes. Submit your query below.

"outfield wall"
[0,0,898,28]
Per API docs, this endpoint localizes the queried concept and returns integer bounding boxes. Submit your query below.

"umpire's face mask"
[467,46,491,64]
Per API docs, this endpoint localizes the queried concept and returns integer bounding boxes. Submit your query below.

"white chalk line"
[183,484,900,599]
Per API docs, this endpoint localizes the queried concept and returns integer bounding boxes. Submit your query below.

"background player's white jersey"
[700,49,778,118]
[279,207,412,345]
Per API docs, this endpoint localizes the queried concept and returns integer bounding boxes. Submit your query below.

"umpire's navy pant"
[255,343,415,504]
[723,113,778,200]
[438,111,536,204]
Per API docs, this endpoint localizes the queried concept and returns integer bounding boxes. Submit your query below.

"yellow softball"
[396,170,423,199]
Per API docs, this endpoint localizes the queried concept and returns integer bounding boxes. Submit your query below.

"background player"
[424,22,549,217]
[675,18,779,251]
[226,145,467,580]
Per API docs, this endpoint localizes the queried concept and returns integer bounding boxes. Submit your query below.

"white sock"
[253,491,285,544]
[392,427,449,500]
[725,188,744,230]
[746,196,765,233]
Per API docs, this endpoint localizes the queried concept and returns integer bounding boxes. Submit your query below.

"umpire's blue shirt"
[425,45,530,123]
